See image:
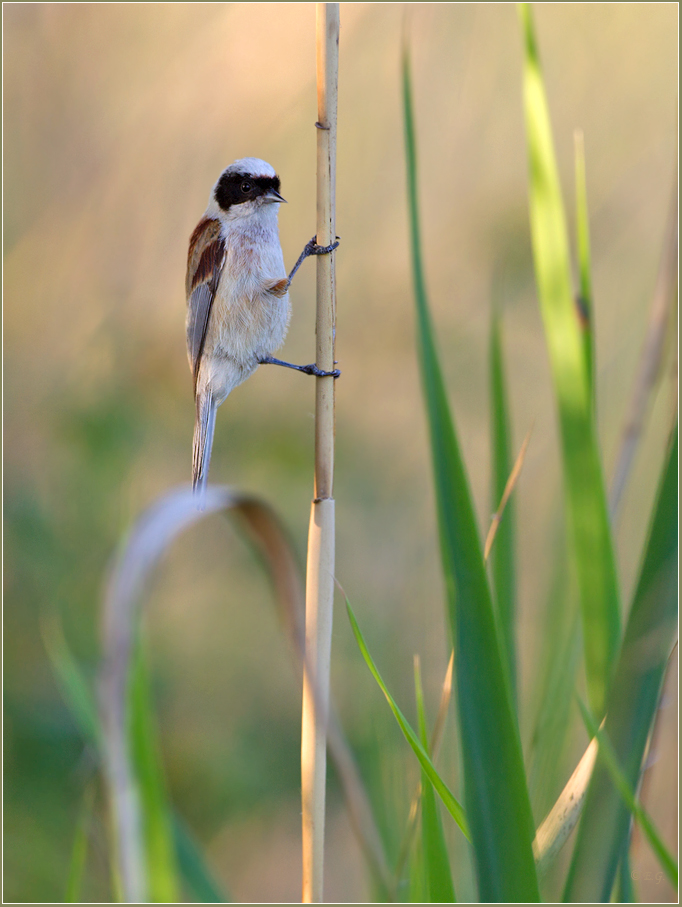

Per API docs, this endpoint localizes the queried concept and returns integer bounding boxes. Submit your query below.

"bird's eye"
[241,181,253,194]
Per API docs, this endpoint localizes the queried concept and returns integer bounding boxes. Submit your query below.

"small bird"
[186,157,338,500]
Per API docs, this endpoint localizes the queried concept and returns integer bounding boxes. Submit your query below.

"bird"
[186,157,339,502]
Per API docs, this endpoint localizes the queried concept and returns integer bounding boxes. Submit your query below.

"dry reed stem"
[238,514,390,894]
[301,4,339,902]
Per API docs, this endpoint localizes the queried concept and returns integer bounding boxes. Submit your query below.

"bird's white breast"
[210,208,291,367]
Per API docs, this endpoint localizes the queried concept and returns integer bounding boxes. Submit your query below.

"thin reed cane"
[301,4,339,902]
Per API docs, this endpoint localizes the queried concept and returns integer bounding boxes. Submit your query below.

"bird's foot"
[259,356,340,378]
[303,236,340,256]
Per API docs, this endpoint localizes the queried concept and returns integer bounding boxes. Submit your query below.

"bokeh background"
[3,3,677,902]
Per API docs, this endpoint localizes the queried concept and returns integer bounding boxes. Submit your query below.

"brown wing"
[186,217,226,393]
[267,277,289,298]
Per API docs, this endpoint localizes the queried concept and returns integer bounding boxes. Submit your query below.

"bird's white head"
[206,158,286,223]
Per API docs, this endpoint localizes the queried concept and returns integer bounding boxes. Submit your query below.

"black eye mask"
[214,172,281,211]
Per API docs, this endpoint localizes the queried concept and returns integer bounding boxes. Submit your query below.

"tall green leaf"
[528,602,581,823]
[403,45,539,902]
[574,130,595,408]
[414,658,456,903]
[129,639,180,903]
[43,611,225,903]
[65,785,94,902]
[42,615,100,745]
[618,851,636,903]
[409,836,427,904]
[173,816,229,903]
[526,523,581,830]
[489,311,518,708]
[519,3,620,718]
[346,600,469,838]
[575,696,678,888]
[564,427,678,901]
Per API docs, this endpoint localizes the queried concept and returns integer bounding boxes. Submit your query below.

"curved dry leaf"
[98,484,388,902]
[533,733,599,874]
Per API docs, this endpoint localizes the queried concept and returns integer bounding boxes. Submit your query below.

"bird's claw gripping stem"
[286,235,340,286]
[300,363,341,378]
[304,236,340,256]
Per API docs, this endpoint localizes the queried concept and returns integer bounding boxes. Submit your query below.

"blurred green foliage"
[3,4,677,901]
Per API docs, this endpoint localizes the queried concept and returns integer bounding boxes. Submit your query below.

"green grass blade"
[574,129,595,408]
[173,815,229,903]
[519,2,620,718]
[528,601,581,823]
[526,517,581,831]
[42,614,100,745]
[564,427,678,900]
[42,618,183,901]
[403,45,539,902]
[129,640,180,903]
[575,696,678,887]
[409,837,427,903]
[489,312,517,708]
[44,611,220,903]
[414,658,456,903]
[618,850,636,903]
[346,600,469,839]
[65,784,94,902]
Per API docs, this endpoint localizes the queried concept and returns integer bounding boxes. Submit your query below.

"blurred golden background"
[4,4,677,902]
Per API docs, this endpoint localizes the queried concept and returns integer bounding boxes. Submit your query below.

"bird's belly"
[210,277,291,366]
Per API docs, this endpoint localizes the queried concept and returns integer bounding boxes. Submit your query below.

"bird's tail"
[192,390,218,508]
